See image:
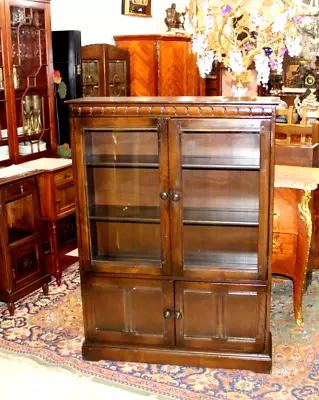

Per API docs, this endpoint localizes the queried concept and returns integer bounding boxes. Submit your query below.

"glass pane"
[82,60,99,97]
[181,131,260,271]
[109,60,127,96]
[10,6,49,159]
[6,194,36,244]
[85,128,162,267]
[0,22,9,162]
[182,132,260,169]
[183,225,258,270]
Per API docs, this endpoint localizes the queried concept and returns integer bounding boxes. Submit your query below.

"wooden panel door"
[73,117,171,275]
[168,118,273,281]
[158,40,188,96]
[175,281,267,353]
[83,276,174,347]
[113,37,157,96]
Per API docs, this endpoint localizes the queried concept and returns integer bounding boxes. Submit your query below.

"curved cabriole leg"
[295,189,313,326]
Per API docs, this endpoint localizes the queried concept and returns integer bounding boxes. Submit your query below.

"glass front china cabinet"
[0,0,58,316]
[81,44,130,98]
[0,0,56,168]
[69,97,277,373]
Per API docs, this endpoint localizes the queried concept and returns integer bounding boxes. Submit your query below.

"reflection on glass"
[181,131,260,272]
[85,128,161,266]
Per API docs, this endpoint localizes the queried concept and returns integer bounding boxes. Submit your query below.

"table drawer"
[4,178,36,200]
[54,167,73,187]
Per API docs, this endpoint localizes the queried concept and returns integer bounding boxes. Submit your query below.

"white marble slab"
[0,164,36,179]
[275,165,319,191]
[19,157,72,171]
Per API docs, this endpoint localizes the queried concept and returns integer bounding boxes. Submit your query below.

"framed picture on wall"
[122,0,152,17]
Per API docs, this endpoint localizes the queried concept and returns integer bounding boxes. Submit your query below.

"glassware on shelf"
[13,67,20,88]
[22,94,43,135]
[31,95,42,133]
[22,95,33,135]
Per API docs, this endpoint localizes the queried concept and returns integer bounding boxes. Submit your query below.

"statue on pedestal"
[164,3,184,31]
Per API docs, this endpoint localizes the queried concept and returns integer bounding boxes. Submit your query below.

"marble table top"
[275,165,319,191]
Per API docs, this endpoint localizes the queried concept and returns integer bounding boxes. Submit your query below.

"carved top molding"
[68,97,279,119]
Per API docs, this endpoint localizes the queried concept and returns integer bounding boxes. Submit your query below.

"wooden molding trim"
[70,105,275,118]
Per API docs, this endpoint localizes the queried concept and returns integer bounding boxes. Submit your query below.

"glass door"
[82,60,100,97]
[83,119,170,275]
[7,2,55,161]
[0,6,11,166]
[169,119,270,281]
[109,60,127,96]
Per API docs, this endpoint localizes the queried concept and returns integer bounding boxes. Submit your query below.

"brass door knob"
[160,192,168,200]
[175,311,182,319]
[171,193,180,202]
[163,309,172,319]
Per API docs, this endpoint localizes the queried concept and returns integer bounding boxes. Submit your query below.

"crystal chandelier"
[297,1,319,66]
[189,0,318,95]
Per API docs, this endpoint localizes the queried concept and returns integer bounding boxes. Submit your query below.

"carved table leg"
[42,283,49,296]
[8,302,15,316]
[294,189,313,326]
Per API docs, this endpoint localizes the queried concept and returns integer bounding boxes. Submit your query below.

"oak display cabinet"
[68,96,278,373]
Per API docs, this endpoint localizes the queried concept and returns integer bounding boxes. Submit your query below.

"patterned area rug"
[0,265,318,400]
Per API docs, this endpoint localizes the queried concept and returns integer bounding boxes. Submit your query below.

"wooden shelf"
[8,227,34,244]
[86,154,159,168]
[184,251,258,270]
[89,205,160,223]
[94,253,161,265]
[182,156,260,170]
[89,205,258,226]
[183,208,259,226]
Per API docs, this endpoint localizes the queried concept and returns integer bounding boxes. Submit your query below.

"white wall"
[51,0,189,45]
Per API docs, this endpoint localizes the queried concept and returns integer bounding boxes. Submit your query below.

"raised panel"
[55,184,75,218]
[224,291,260,339]
[84,277,174,346]
[175,281,267,352]
[11,242,42,289]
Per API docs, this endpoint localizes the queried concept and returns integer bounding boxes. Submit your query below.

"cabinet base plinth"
[82,335,272,373]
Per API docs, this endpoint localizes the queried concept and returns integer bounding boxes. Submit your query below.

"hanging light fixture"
[189,0,317,95]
